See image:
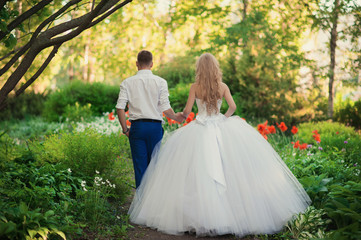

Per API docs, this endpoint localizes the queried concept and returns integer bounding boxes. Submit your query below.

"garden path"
[124,190,259,240]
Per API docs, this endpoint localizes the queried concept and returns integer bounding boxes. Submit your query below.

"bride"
[128,53,311,237]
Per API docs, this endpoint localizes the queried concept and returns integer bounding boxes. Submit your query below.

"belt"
[131,118,162,123]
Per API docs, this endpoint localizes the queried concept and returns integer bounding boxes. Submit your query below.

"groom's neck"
[138,66,152,70]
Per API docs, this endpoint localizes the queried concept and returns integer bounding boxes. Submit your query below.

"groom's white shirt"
[115,69,171,121]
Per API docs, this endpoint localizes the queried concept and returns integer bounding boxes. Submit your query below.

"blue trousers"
[129,121,163,188]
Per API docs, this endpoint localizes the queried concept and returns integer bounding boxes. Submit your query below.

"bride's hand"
[175,112,186,123]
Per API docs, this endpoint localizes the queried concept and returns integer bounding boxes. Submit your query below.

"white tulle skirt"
[128,116,311,237]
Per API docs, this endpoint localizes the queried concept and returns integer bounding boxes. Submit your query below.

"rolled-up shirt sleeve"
[159,80,171,112]
[115,82,128,109]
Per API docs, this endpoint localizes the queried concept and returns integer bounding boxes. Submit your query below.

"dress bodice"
[195,98,224,124]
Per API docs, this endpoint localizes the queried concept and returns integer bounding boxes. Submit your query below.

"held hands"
[175,112,186,123]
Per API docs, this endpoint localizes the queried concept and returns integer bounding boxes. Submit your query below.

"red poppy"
[313,134,321,142]
[291,126,298,134]
[108,112,115,121]
[336,131,339,134]
[277,122,288,132]
[292,140,300,149]
[183,122,188,126]
[312,130,319,135]
[257,120,271,135]
[257,124,266,134]
[267,125,276,134]
[186,112,195,123]
[262,134,268,140]
[241,118,246,121]
[166,116,173,125]
[299,143,307,150]
[126,120,131,126]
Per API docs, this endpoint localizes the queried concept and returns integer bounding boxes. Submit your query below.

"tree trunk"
[242,0,248,21]
[328,0,340,119]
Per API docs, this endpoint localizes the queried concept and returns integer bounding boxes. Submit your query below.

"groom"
[116,50,184,188]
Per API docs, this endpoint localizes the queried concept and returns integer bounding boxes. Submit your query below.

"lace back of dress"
[196,98,222,117]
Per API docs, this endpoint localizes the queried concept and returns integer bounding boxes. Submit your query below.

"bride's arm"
[223,84,237,117]
[182,84,196,118]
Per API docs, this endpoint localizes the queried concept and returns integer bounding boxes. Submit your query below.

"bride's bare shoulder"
[220,82,229,96]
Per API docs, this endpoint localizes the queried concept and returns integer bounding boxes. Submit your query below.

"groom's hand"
[175,112,186,123]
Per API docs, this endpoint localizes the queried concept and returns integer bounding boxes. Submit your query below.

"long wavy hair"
[195,53,222,114]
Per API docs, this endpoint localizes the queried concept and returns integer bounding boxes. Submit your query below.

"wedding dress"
[128,99,311,237]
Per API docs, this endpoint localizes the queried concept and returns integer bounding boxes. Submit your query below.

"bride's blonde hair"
[195,53,222,114]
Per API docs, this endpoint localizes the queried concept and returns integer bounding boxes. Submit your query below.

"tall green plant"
[43,81,119,122]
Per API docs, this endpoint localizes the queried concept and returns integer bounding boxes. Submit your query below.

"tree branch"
[88,0,133,28]
[41,0,122,41]
[0,0,81,77]
[15,44,62,97]
[47,0,110,46]
[0,0,53,41]
[0,0,133,109]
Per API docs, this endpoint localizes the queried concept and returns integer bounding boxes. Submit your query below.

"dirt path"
[124,190,259,240]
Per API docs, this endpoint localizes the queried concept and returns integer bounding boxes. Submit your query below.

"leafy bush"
[168,83,196,113]
[325,181,361,240]
[154,55,196,88]
[31,128,120,176]
[0,149,132,239]
[285,206,331,240]
[0,132,19,162]
[43,81,119,121]
[334,97,361,129]
[297,121,361,165]
[298,174,333,208]
[0,202,66,240]
[63,102,93,122]
[30,128,132,200]
[0,152,83,238]
[0,91,47,121]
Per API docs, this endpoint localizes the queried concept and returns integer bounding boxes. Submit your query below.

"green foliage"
[31,128,118,177]
[299,174,333,208]
[0,152,83,238]
[155,55,196,88]
[30,128,132,201]
[0,117,66,143]
[63,102,93,122]
[0,91,47,121]
[325,181,361,240]
[169,83,196,113]
[43,81,119,122]
[0,2,20,49]
[0,202,66,240]
[334,97,361,130]
[285,206,331,240]
[297,121,361,165]
[76,173,117,228]
[0,132,19,162]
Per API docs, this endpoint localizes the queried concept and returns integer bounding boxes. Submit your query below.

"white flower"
[67,168,72,173]
[81,180,86,187]
[95,170,100,174]
[116,216,121,219]
[83,187,88,191]
[101,181,105,185]
[112,184,116,188]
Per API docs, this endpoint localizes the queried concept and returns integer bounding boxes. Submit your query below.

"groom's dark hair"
[137,50,153,67]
